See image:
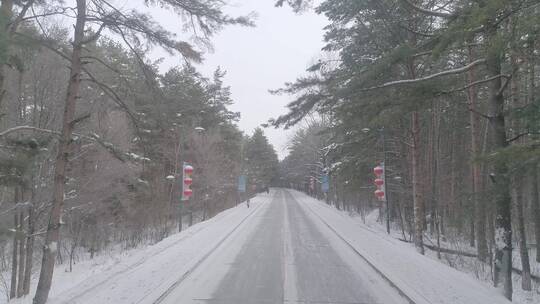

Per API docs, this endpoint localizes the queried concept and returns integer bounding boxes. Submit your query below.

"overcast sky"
[147,0,328,159]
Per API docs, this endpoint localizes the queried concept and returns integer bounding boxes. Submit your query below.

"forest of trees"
[274,0,539,301]
[1,0,539,302]
[0,1,278,303]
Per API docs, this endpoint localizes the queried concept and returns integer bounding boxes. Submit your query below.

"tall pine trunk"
[0,0,13,113]
[467,46,488,261]
[16,211,25,297]
[528,44,540,264]
[10,211,18,299]
[33,1,86,303]
[532,166,540,263]
[412,110,424,254]
[512,177,532,290]
[23,205,34,295]
[486,27,512,300]
[430,101,441,258]
[509,41,531,291]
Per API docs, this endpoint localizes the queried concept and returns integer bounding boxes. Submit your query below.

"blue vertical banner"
[238,175,247,193]
[321,174,329,193]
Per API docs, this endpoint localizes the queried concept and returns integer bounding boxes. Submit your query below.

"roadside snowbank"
[362,207,539,304]
[3,193,270,304]
[291,190,513,304]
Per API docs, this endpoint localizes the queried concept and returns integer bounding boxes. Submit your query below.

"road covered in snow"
[12,189,512,304]
[158,189,406,304]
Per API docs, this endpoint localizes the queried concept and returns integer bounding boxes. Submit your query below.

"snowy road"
[158,189,408,304]
[19,188,509,304]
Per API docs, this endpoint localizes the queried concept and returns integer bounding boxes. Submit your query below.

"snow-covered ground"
[362,207,540,304]
[1,193,271,304]
[291,190,539,304]
[3,189,536,304]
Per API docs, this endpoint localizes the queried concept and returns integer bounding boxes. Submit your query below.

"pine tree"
[275,1,540,299]
[245,128,280,191]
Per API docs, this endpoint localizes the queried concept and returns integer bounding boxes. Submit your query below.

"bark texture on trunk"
[33,1,86,303]
[412,110,424,254]
[509,48,532,291]
[16,211,25,297]
[486,34,512,300]
[10,212,18,299]
[467,46,488,261]
[23,205,34,295]
[513,178,531,291]
[533,167,540,263]
[528,48,540,264]
[429,102,441,258]
[0,0,13,120]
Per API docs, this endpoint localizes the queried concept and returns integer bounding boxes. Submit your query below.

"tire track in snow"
[59,227,207,303]
[150,199,265,304]
[59,200,264,304]
[293,191,429,304]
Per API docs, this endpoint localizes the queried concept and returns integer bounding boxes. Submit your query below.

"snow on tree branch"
[359,59,487,92]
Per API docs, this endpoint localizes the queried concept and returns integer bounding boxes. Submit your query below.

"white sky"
[146,0,328,159]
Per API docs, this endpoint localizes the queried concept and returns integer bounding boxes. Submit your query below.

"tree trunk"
[16,211,25,297]
[512,177,532,290]
[23,205,34,295]
[10,212,18,299]
[428,104,436,235]
[450,131,459,233]
[33,1,86,303]
[528,44,540,264]
[412,111,424,254]
[486,28,512,300]
[430,101,441,258]
[509,34,531,292]
[396,196,407,241]
[480,114,492,270]
[69,243,76,273]
[0,0,13,113]
[533,166,540,263]
[469,216,475,247]
[467,46,488,261]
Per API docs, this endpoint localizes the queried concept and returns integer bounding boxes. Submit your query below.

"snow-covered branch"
[0,125,61,137]
[359,59,486,91]
[0,125,94,142]
[440,74,509,94]
[0,125,129,162]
